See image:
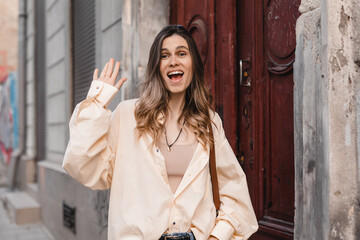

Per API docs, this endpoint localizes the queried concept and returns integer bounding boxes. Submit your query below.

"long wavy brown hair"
[134,25,213,148]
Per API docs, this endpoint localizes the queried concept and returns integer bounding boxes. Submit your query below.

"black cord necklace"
[164,122,185,151]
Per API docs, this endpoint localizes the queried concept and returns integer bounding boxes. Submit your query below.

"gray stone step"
[2,191,41,225]
[26,182,39,202]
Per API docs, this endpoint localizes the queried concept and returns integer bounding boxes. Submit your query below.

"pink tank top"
[157,140,197,193]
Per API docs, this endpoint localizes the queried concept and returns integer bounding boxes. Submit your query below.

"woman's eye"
[179,52,186,57]
[161,54,168,59]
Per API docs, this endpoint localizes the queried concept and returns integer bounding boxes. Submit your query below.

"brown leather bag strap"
[209,123,220,211]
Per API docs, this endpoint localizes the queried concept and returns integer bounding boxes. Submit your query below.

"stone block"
[26,35,34,61]
[46,0,65,39]
[27,0,35,13]
[38,163,106,240]
[47,92,66,124]
[46,0,57,11]
[299,0,320,14]
[26,103,34,127]
[39,189,72,240]
[101,22,122,64]
[27,182,39,203]
[294,8,324,240]
[26,81,34,105]
[100,0,122,31]
[26,58,34,82]
[46,60,66,96]
[26,125,34,150]
[3,191,40,225]
[47,124,67,153]
[46,152,65,163]
[19,155,36,186]
[46,28,65,68]
[26,9,34,37]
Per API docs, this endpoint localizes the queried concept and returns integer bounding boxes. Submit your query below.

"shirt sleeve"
[62,80,119,190]
[210,113,259,240]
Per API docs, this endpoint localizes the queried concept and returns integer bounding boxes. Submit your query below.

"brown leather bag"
[209,124,220,212]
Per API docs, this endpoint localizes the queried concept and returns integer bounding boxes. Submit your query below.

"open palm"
[93,58,127,89]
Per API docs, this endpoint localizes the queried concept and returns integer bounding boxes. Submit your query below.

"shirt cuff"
[86,80,118,107]
[210,220,235,240]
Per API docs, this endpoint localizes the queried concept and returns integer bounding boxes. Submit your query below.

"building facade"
[14,0,168,239]
[9,0,360,239]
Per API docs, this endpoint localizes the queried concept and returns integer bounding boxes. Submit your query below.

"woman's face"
[159,34,193,97]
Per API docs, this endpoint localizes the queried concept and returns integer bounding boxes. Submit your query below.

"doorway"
[170,0,300,238]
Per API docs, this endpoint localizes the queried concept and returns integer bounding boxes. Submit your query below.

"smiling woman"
[160,35,193,95]
[63,25,258,240]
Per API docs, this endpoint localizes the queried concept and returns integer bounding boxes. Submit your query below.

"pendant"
[167,146,171,151]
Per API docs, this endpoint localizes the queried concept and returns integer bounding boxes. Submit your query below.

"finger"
[111,62,121,81]
[93,68,99,80]
[106,58,114,77]
[114,77,127,89]
[100,63,108,79]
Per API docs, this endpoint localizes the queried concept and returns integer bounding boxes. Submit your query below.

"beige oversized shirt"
[63,80,258,240]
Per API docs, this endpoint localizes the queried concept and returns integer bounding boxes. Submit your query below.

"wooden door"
[238,0,300,239]
[170,0,300,239]
[170,0,238,149]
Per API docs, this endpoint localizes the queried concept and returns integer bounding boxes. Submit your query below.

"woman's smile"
[167,69,184,83]
[160,34,193,95]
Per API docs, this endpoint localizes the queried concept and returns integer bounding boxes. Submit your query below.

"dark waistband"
[159,231,195,240]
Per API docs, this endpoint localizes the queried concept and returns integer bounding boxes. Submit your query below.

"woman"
[63,25,258,240]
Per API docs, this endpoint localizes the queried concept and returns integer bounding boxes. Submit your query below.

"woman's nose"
[169,56,179,66]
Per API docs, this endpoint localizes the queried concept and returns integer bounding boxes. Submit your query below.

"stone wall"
[327,0,360,238]
[37,0,169,239]
[45,0,71,163]
[294,0,360,239]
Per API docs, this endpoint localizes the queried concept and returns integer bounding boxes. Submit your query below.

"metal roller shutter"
[72,0,95,107]
[35,0,46,161]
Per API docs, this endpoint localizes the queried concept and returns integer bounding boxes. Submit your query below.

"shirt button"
[96,86,99,89]
[156,148,159,152]
[173,222,176,225]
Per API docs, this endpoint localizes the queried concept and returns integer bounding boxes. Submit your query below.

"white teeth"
[168,71,184,76]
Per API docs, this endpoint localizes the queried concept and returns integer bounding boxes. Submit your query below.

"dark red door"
[238,0,300,239]
[170,0,300,239]
[170,0,238,148]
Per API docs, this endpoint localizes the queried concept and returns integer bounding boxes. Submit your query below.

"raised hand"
[93,58,127,89]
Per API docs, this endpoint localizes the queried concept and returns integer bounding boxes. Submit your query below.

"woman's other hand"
[93,58,127,89]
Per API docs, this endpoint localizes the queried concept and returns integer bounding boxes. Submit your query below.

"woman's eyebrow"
[161,46,189,51]
[176,46,189,50]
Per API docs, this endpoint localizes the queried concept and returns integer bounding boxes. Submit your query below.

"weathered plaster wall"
[119,0,169,103]
[294,0,328,238]
[327,0,360,239]
[95,0,168,111]
[354,0,360,235]
[295,0,360,239]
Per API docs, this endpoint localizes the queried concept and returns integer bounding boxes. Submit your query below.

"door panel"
[238,0,300,239]
[171,0,300,239]
[170,0,238,149]
[170,0,216,98]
